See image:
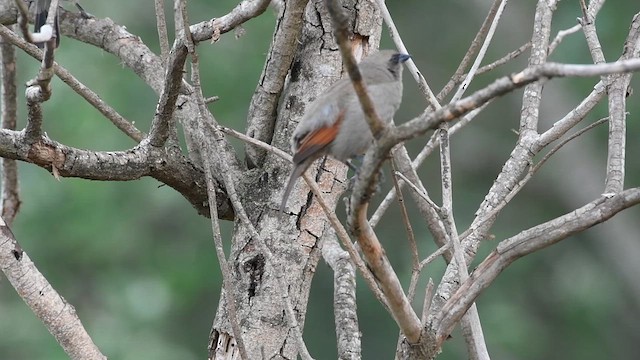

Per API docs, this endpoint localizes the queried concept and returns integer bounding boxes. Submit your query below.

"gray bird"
[280,50,410,211]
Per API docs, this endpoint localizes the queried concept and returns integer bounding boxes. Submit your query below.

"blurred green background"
[2,1,640,359]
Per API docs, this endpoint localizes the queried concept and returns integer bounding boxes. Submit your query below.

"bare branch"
[375,0,438,105]
[0,25,20,225]
[199,0,271,43]
[451,0,507,102]
[322,233,361,360]
[0,25,144,142]
[538,80,606,146]
[0,217,106,359]
[578,0,630,194]
[437,0,509,102]
[392,59,640,145]
[434,188,640,344]
[459,118,609,246]
[0,129,229,218]
[244,0,308,167]
[439,126,490,360]
[154,0,170,62]
[184,7,249,360]
[147,40,189,147]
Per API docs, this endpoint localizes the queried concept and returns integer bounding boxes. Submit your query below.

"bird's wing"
[292,108,345,166]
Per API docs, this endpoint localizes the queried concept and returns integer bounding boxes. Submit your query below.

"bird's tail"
[280,164,308,212]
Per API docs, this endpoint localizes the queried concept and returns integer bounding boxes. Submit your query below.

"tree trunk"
[208,0,381,358]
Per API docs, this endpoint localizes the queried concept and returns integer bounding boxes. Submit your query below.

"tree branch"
[147,39,189,147]
[0,129,231,218]
[0,24,144,142]
[392,59,640,145]
[323,0,422,344]
[0,26,20,225]
[244,0,308,168]
[434,188,640,344]
[322,233,361,360]
[0,217,106,359]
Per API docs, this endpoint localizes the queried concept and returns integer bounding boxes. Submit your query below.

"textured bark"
[209,1,382,358]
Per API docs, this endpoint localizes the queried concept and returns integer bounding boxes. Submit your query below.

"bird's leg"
[343,156,385,199]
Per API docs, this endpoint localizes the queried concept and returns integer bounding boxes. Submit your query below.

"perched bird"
[280,50,410,211]
[34,0,88,48]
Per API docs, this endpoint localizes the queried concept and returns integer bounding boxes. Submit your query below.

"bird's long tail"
[280,164,308,212]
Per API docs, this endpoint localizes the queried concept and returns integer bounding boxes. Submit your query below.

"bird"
[33,0,89,48]
[280,50,410,212]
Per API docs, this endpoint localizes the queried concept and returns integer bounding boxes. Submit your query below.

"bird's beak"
[398,54,411,63]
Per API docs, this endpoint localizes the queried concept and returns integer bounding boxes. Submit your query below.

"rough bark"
[208,1,382,358]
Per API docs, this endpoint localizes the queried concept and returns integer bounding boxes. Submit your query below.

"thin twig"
[370,104,488,227]
[393,171,440,210]
[435,188,640,345]
[375,0,438,106]
[182,3,249,357]
[418,243,451,271]
[439,125,490,360]
[147,40,188,147]
[154,0,170,62]
[421,278,434,325]
[537,80,606,147]
[451,0,508,102]
[436,0,507,102]
[391,160,419,268]
[0,25,144,142]
[548,25,580,54]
